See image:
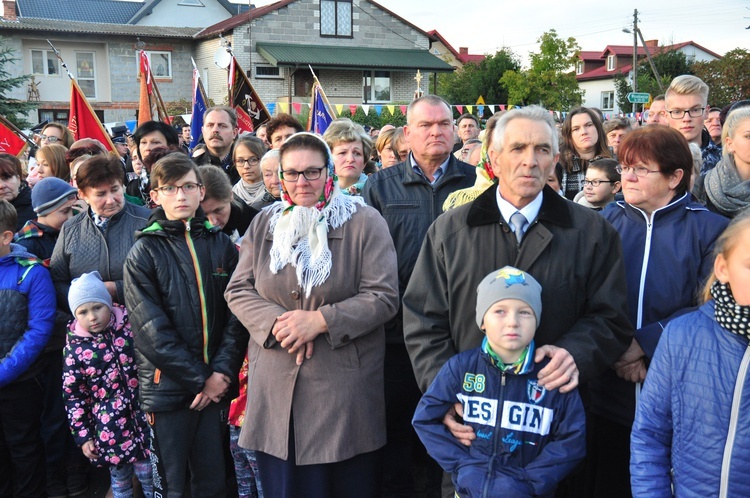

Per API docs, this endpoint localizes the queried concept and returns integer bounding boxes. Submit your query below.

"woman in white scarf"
[225,133,399,498]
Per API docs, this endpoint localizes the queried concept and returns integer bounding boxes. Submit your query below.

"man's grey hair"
[203,105,238,128]
[491,106,559,155]
[666,75,709,105]
[406,95,452,125]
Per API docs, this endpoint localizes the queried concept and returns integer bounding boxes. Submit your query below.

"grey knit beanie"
[68,271,113,315]
[475,266,542,328]
[32,177,77,216]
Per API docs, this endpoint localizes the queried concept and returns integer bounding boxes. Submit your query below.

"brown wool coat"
[225,203,399,465]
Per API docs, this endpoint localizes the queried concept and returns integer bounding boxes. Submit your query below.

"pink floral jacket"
[62,304,149,467]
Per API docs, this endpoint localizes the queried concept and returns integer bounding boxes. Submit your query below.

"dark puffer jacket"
[124,208,246,412]
[0,244,56,387]
[51,202,151,309]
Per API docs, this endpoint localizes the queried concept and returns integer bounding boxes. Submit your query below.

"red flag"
[229,57,271,133]
[69,79,115,152]
[349,104,358,115]
[0,121,28,157]
[138,51,153,125]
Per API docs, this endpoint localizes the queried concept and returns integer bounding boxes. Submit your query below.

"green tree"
[692,48,750,109]
[614,49,694,112]
[438,49,520,106]
[0,37,37,127]
[500,30,583,110]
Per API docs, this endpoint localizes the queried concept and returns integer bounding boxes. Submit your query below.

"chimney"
[2,0,17,21]
[645,39,658,48]
[459,47,468,55]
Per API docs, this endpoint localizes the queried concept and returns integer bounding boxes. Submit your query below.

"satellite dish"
[214,47,231,69]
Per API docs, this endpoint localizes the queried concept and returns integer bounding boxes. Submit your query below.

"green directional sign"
[627,92,650,104]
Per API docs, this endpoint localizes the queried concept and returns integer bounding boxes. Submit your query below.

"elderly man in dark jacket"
[363,94,475,496]
[403,106,633,496]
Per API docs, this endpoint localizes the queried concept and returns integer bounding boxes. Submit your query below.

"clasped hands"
[272,309,327,366]
[613,339,647,383]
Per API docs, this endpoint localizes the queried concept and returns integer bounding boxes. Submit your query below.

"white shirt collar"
[496,187,544,229]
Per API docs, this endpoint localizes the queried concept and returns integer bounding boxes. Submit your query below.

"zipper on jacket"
[183,221,210,364]
[635,217,653,330]
[719,344,750,497]
[482,371,506,498]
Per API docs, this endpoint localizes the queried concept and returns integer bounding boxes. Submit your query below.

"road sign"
[627,92,650,104]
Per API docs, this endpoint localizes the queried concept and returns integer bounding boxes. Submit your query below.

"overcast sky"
[238,0,749,65]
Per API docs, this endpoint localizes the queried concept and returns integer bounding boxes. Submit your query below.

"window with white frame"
[320,0,352,37]
[363,71,390,103]
[606,55,616,71]
[178,0,204,5]
[576,60,583,75]
[76,52,96,99]
[147,51,172,78]
[601,91,615,111]
[31,49,60,76]
[255,65,282,79]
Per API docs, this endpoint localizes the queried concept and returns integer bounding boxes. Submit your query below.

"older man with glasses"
[665,75,721,175]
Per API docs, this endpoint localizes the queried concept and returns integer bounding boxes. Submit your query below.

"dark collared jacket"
[403,185,633,392]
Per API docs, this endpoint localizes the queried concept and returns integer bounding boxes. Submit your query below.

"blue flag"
[190,69,206,150]
[311,84,334,135]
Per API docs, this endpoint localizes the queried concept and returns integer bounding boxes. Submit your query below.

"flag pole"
[191,57,209,105]
[46,40,74,80]
[308,65,336,119]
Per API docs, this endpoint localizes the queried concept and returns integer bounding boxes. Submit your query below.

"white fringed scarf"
[268,132,364,297]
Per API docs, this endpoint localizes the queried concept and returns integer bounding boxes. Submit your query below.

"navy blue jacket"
[631,302,750,496]
[413,341,585,498]
[590,193,728,426]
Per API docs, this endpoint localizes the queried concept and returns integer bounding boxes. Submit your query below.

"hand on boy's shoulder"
[535,345,578,393]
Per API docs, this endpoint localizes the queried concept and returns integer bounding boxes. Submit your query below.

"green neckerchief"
[482,337,531,374]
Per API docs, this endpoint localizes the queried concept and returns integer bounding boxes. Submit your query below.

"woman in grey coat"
[225,133,399,498]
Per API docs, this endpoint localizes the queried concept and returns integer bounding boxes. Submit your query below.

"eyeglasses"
[41,135,60,143]
[615,165,661,177]
[583,179,615,187]
[153,183,203,196]
[665,107,705,119]
[235,157,260,169]
[281,167,325,182]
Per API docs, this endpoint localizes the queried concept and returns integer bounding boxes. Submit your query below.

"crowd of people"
[1,72,750,498]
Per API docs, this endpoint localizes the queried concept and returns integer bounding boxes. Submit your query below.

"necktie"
[510,211,528,244]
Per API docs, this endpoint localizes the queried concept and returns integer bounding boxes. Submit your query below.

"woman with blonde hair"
[323,119,373,195]
[36,144,71,183]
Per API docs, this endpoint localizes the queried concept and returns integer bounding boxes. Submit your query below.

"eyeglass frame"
[665,107,706,119]
[615,164,661,177]
[152,182,204,196]
[582,179,616,187]
[280,167,326,183]
[40,134,61,143]
[234,157,261,169]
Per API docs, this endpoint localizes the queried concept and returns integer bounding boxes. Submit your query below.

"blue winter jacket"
[590,193,728,426]
[0,243,56,387]
[631,302,750,497]
[413,340,586,498]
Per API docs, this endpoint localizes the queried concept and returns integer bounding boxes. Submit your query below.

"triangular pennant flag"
[508,105,515,110]
[69,80,115,152]
[362,105,370,115]
[349,104,358,115]
[499,105,506,111]
[279,102,289,113]
[336,104,344,115]
[375,105,383,116]
[292,102,302,114]
[229,57,271,132]
[0,119,28,157]
[267,103,276,116]
[488,105,495,114]
[399,105,407,115]
[386,105,395,115]
[477,105,484,116]
[467,105,473,114]
[456,105,464,114]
